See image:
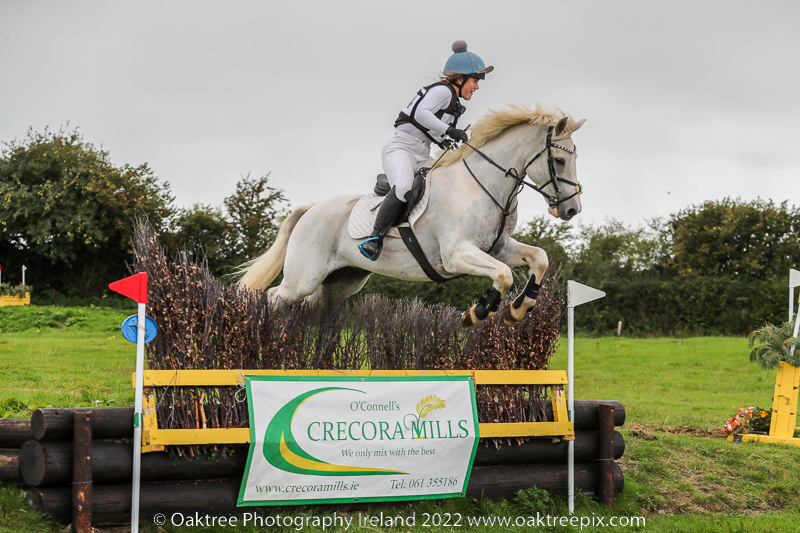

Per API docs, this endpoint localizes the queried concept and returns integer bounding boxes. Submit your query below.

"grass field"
[0,305,134,415]
[2,305,799,532]
[549,336,776,431]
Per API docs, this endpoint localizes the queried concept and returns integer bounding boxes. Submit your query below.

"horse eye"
[554,157,566,166]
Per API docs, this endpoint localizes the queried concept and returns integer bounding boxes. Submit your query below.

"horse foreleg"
[443,241,514,327]
[496,239,549,326]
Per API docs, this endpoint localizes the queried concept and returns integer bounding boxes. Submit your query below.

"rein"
[459,125,582,253]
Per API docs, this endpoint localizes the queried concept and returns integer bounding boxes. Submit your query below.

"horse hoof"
[501,303,518,326]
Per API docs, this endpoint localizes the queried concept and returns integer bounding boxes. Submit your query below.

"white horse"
[240,104,585,327]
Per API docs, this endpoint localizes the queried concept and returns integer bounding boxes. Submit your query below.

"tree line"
[2,127,797,335]
[512,199,799,335]
[0,127,285,299]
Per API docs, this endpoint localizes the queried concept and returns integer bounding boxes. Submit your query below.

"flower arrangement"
[723,406,771,436]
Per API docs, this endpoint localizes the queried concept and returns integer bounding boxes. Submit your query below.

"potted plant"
[0,283,32,306]
[743,319,800,441]
[748,319,800,370]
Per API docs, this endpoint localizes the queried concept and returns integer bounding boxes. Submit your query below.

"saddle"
[349,168,455,283]
[373,167,428,224]
[348,168,431,240]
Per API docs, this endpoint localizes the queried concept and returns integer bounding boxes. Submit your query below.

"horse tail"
[237,203,315,290]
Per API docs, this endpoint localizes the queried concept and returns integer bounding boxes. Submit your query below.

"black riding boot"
[358,189,406,261]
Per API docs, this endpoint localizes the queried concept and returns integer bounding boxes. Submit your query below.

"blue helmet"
[443,40,494,80]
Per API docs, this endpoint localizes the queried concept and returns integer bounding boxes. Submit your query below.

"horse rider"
[358,40,493,261]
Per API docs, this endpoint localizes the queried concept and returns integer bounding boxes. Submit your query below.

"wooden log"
[467,462,624,499]
[0,418,33,448]
[474,430,624,466]
[31,407,133,441]
[19,440,248,486]
[28,463,624,525]
[20,429,621,487]
[20,441,72,487]
[0,449,23,484]
[544,400,625,429]
[28,402,623,440]
[597,402,615,507]
[72,412,92,533]
[27,480,246,524]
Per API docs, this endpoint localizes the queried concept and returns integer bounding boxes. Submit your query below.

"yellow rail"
[136,369,568,387]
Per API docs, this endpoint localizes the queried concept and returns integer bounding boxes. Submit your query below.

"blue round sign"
[120,315,158,344]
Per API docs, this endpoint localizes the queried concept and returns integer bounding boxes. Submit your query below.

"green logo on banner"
[263,387,408,477]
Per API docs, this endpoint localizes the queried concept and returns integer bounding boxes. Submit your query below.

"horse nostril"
[564,207,578,220]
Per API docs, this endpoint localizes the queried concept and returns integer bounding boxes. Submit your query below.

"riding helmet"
[443,40,494,79]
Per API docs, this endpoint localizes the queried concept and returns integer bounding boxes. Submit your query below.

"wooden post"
[768,361,800,438]
[72,412,92,533]
[597,402,615,507]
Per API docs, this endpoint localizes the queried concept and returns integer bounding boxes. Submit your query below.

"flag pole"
[566,281,605,514]
[789,269,800,323]
[567,305,575,513]
[131,298,145,533]
[108,272,148,533]
[791,297,800,358]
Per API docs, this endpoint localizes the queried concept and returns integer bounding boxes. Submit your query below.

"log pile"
[15,401,625,525]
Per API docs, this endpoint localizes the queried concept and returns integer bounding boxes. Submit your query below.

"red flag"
[109,272,148,304]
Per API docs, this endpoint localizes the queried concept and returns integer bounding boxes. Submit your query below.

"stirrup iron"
[359,237,383,261]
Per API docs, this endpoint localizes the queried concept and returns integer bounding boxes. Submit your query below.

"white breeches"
[381,130,432,202]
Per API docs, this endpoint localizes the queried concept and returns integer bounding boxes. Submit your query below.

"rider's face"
[460,77,480,100]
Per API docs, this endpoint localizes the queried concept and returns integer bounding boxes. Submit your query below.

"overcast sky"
[2,1,798,231]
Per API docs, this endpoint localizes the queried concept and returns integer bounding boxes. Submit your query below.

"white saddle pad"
[348,174,431,239]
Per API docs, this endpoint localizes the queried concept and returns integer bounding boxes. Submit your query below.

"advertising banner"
[238,376,479,506]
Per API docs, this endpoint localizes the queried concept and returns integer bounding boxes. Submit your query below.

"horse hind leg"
[305,267,372,309]
[266,266,331,310]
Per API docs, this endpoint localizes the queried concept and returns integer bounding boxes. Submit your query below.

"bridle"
[461,124,581,209]
[521,126,582,207]
[456,124,582,253]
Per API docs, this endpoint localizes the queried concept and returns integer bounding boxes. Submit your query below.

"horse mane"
[436,104,575,167]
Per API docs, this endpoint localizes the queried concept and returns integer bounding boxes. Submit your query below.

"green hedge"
[362,269,787,337]
[574,275,788,336]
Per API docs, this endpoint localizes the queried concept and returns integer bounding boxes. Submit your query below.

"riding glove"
[446,126,468,144]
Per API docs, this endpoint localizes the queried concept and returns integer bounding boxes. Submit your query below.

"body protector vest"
[394,82,466,149]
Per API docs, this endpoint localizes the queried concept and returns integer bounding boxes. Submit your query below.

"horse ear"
[554,117,570,137]
[571,118,586,133]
